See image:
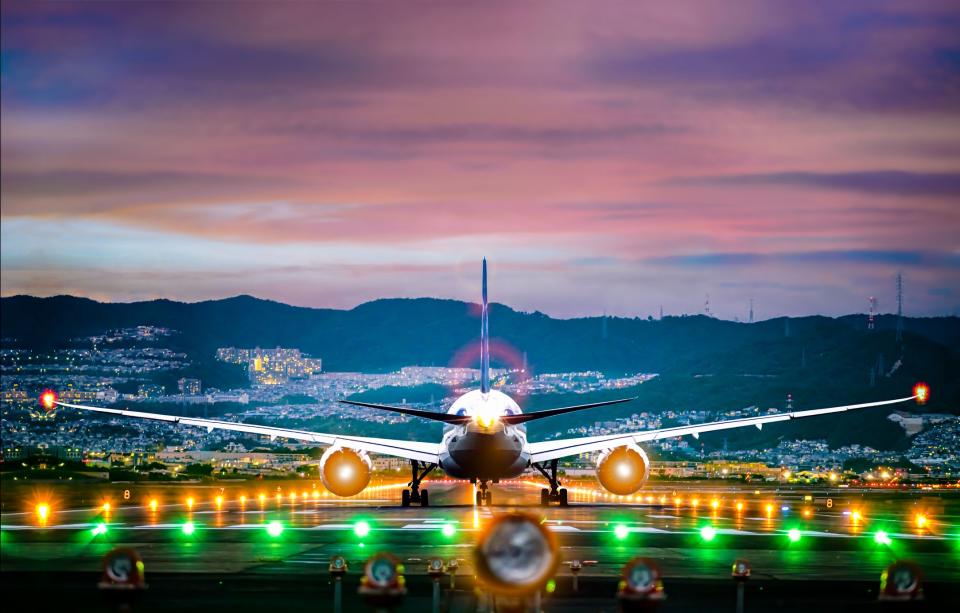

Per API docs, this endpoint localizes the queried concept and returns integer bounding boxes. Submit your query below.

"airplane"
[46,259,928,507]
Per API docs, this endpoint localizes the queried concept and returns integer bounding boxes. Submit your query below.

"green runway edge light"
[266,521,284,537]
[91,522,108,536]
[788,528,802,542]
[874,530,892,546]
[353,520,371,538]
[614,524,630,540]
[700,525,717,541]
[441,523,456,538]
[181,521,196,536]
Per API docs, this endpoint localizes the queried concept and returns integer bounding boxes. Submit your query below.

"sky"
[1,1,958,320]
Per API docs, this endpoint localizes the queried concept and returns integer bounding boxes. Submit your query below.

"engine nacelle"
[319,446,372,497]
[596,444,649,496]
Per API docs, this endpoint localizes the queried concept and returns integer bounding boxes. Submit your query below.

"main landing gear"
[401,460,437,507]
[534,459,569,506]
[475,481,493,506]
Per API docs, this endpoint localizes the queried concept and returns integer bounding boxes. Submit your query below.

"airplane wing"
[54,401,441,463]
[528,395,918,463]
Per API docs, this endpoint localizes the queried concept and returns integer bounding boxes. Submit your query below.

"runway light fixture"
[700,525,717,542]
[215,496,223,509]
[353,520,371,538]
[181,522,196,536]
[915,514,928,529]
[874,530,892,546]
[441,523,457,538]
[36,503,50,523]
[788,528,802,542]
[92,522,108,536]
[614,524,630,540]
[736,502,744,512]
[186,497,194,510]
[711,499,720,511]
[266,521,284,537]
[102,502,112,514]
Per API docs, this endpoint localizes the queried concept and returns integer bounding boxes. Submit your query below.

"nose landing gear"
[475,481,493,506]
[401,460,437,507]
[534,459,569,506]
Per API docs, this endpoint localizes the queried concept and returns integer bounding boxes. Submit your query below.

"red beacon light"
[40,390,58,411]
[913,383,930,405]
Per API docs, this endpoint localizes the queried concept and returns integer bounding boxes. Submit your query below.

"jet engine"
[596,444,649,495]
[319,446,372,497]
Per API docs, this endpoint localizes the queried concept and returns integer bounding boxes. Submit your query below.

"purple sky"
[2,1,958,319]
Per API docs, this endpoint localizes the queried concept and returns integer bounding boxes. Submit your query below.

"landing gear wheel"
[420,489,429,507]
[558,488,569,507]
[401,489,411,507]
[540,488,550,506]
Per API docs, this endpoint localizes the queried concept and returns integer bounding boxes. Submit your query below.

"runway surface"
[2,479,958,610]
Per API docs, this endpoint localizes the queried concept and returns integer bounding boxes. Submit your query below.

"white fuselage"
[437,389,531,480]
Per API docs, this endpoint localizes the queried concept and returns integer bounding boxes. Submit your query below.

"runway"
[3,479,958,610]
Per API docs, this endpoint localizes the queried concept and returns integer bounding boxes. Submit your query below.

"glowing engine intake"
[596,444,649,495]
[319,446,372,497]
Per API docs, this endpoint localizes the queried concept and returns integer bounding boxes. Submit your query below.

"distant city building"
[137,383,165,398]
[217,347,322,385]
[177,377,202,395]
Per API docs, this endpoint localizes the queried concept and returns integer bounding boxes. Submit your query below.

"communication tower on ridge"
[868,296,877,330]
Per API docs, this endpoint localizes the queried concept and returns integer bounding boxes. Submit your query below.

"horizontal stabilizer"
[339,400,471,424]
[501,397,636,425]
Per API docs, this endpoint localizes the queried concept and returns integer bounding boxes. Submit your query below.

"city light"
[700,525,717,541]
[788,528,802,542]
[35,503,50,523]
[92,522,108,536]
[614,524,630,540]
[181,521,196,536]
[353,520,371,537]
[874,530,892,546]
[266,521,284,537]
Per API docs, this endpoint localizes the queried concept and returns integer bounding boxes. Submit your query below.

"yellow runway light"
[36,503,50,523]
[915,514,928,529]
[149,499,158,512]
[186,497,195,510]
[215,495,223,509]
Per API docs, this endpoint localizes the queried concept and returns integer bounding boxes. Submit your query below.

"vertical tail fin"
[481,258,490,394]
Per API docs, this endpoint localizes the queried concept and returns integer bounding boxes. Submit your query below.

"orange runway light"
[915,514,928,529]
[803,508,812,518]
[240,495,247,505]
[765,504,774,516]
[711,499,720,510]
[102,502,112,514]
[215,495,223,509]
[148,498,158,512]
[691,498,700,509]
[259,493,267,505]
[186,497,195,510]
[852,510,863,522]
[36,503,50,523]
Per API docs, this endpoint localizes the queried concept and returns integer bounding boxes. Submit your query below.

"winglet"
[481,258,490,394]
